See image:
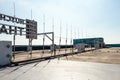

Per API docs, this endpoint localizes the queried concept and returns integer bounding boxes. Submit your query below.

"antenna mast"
[71,25,73,52]
[28,9,33,56]
[52,17,54,32]
[42,14,45,56]
[65,24,68,53]
[31,9,32,20]
[78,27,79,38]
[13,2,16,59]
[59,21,62,53]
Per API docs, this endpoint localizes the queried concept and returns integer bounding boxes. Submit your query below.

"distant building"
[73,37,105,48]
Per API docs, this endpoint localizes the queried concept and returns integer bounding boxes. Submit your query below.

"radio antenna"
[65,24,68,53]
[65,24,68,60]
[42,14,45,57]
[82,28,83,38]
[59,21,62,53]
[74,28,76,39]
[51,17,54,56]
[31,9,33,20]
[78,27,79,38]
[52,17,54,32]
[13,2,16,60]
[28,9,33,57]
[71,25,73,53]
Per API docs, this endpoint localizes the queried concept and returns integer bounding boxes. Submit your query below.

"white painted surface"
[94,43,100,49]
[75,44,85,52]
[50,44,56,52]
[94,42,104,49]
[0,60,120,80]
[0,41,12,66]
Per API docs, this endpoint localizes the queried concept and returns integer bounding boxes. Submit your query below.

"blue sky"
[0,0,120,45]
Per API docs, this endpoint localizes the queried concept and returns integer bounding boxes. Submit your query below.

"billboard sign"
[0,13,37,39]
[26,19,37,39]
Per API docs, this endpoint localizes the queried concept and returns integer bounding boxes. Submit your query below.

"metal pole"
[78,27,79,38]
[82,28,83,38]
[28,38,31,55]
[71,25,73,53]
[29,38,33,55]
[31,9,32,20]
[65,24,68,53]
[29,9,33,56]
[74,28,76,39]
[42,14,45,56]
[59,21,62,53]
[52,32,55,55]
[13,2,16,59]
[30,9,33,55]
[52,17,55,55]
[52,17,54,32]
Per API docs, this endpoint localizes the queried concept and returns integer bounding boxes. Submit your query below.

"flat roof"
[73,37,104,40]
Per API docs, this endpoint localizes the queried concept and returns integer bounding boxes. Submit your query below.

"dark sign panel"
[26,19,37,39]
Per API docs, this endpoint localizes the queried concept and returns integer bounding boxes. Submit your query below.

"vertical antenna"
[13,2,16,59]
[86,28,87,38]
[29,9,33,56]
[42,14,45,56]
[59,21,62,53]
[74,28,76,39]
[81,28,83,43]
[71,25,73,52]
[65,24,68,53]
[43,14,45,33]
[31,9,32,20]
[13,2,15,17]
[78,27,79,38]
[52,17,54,32]
[52,17,55,55]
[65,24,68,60]
[60,21,62,45]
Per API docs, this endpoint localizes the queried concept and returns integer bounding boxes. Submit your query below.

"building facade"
[73,37,105,48]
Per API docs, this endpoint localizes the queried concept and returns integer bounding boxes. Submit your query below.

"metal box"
[94,42,105,49]
[0,41,12,66]
[75,43,85,52]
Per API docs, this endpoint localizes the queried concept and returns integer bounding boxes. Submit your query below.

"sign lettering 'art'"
[0,24,24,35]
[0,13,37,39]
